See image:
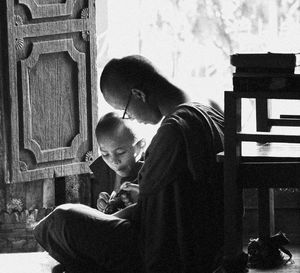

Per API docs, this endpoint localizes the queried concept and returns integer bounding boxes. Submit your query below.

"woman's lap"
[34,204,142,273]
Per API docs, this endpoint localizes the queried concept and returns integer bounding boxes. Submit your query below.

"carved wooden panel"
[4,0,98,183]
[19,0,74,19]
[21,39,87,163]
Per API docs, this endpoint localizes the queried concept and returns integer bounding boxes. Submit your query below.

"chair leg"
[224,92,243,258]
[258,188,275,239]
[224,172,244,257]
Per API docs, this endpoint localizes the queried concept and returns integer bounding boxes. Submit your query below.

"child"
[89,112,144,213]
[34,112,145,273]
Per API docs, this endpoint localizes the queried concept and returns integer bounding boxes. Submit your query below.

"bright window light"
[96,0,300,137]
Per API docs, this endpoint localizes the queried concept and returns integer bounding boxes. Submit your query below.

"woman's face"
[124,95,162,125]
[103,88,162,125]
[97,130,138,177]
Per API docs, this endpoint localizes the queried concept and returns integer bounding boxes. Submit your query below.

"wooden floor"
[0,251,59,273]
[0,245,299,273]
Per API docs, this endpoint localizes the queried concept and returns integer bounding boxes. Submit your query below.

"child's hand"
[97,192,110,212]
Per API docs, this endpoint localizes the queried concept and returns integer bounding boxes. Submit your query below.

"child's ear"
[136,138,146,149]
[131,88,146,103]
[134,138,146,157]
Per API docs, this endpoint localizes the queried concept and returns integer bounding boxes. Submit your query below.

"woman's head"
[100,55,164,124]
[95,112,145,177]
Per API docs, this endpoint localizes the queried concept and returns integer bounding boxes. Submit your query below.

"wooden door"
[3,0,98,184]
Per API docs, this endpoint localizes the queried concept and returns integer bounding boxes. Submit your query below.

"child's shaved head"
[95,112,145,177]
[95,112,136,143]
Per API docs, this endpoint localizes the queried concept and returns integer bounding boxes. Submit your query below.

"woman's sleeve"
[138,123,184,195]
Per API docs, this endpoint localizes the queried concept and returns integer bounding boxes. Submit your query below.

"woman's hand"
[120,182,140,203]
[120,182,140,193]
[96,192,110,212]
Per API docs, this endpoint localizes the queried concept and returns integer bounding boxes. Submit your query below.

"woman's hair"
[100,55,182,102]
[95,112,136,143]
[100,55,163,95]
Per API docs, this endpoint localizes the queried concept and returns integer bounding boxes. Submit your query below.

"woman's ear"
[131,88,146,103]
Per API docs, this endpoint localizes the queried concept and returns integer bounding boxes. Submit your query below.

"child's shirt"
[89,157,143,208]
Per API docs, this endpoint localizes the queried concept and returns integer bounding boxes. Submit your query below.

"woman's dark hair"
[100,54,183,104]
[100,55,160,95]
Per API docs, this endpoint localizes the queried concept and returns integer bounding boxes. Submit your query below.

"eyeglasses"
[122,91,132,119]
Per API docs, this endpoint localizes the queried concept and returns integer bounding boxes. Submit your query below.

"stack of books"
[231,53,300,92]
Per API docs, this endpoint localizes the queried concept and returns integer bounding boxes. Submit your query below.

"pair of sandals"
[213,231,293,273]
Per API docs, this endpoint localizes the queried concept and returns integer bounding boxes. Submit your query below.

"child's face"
[97,131,138,177]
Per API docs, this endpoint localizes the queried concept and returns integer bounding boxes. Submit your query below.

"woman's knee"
[34,204,74,240]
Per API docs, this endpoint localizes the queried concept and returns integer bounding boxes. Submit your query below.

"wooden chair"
[221,90,300,258]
